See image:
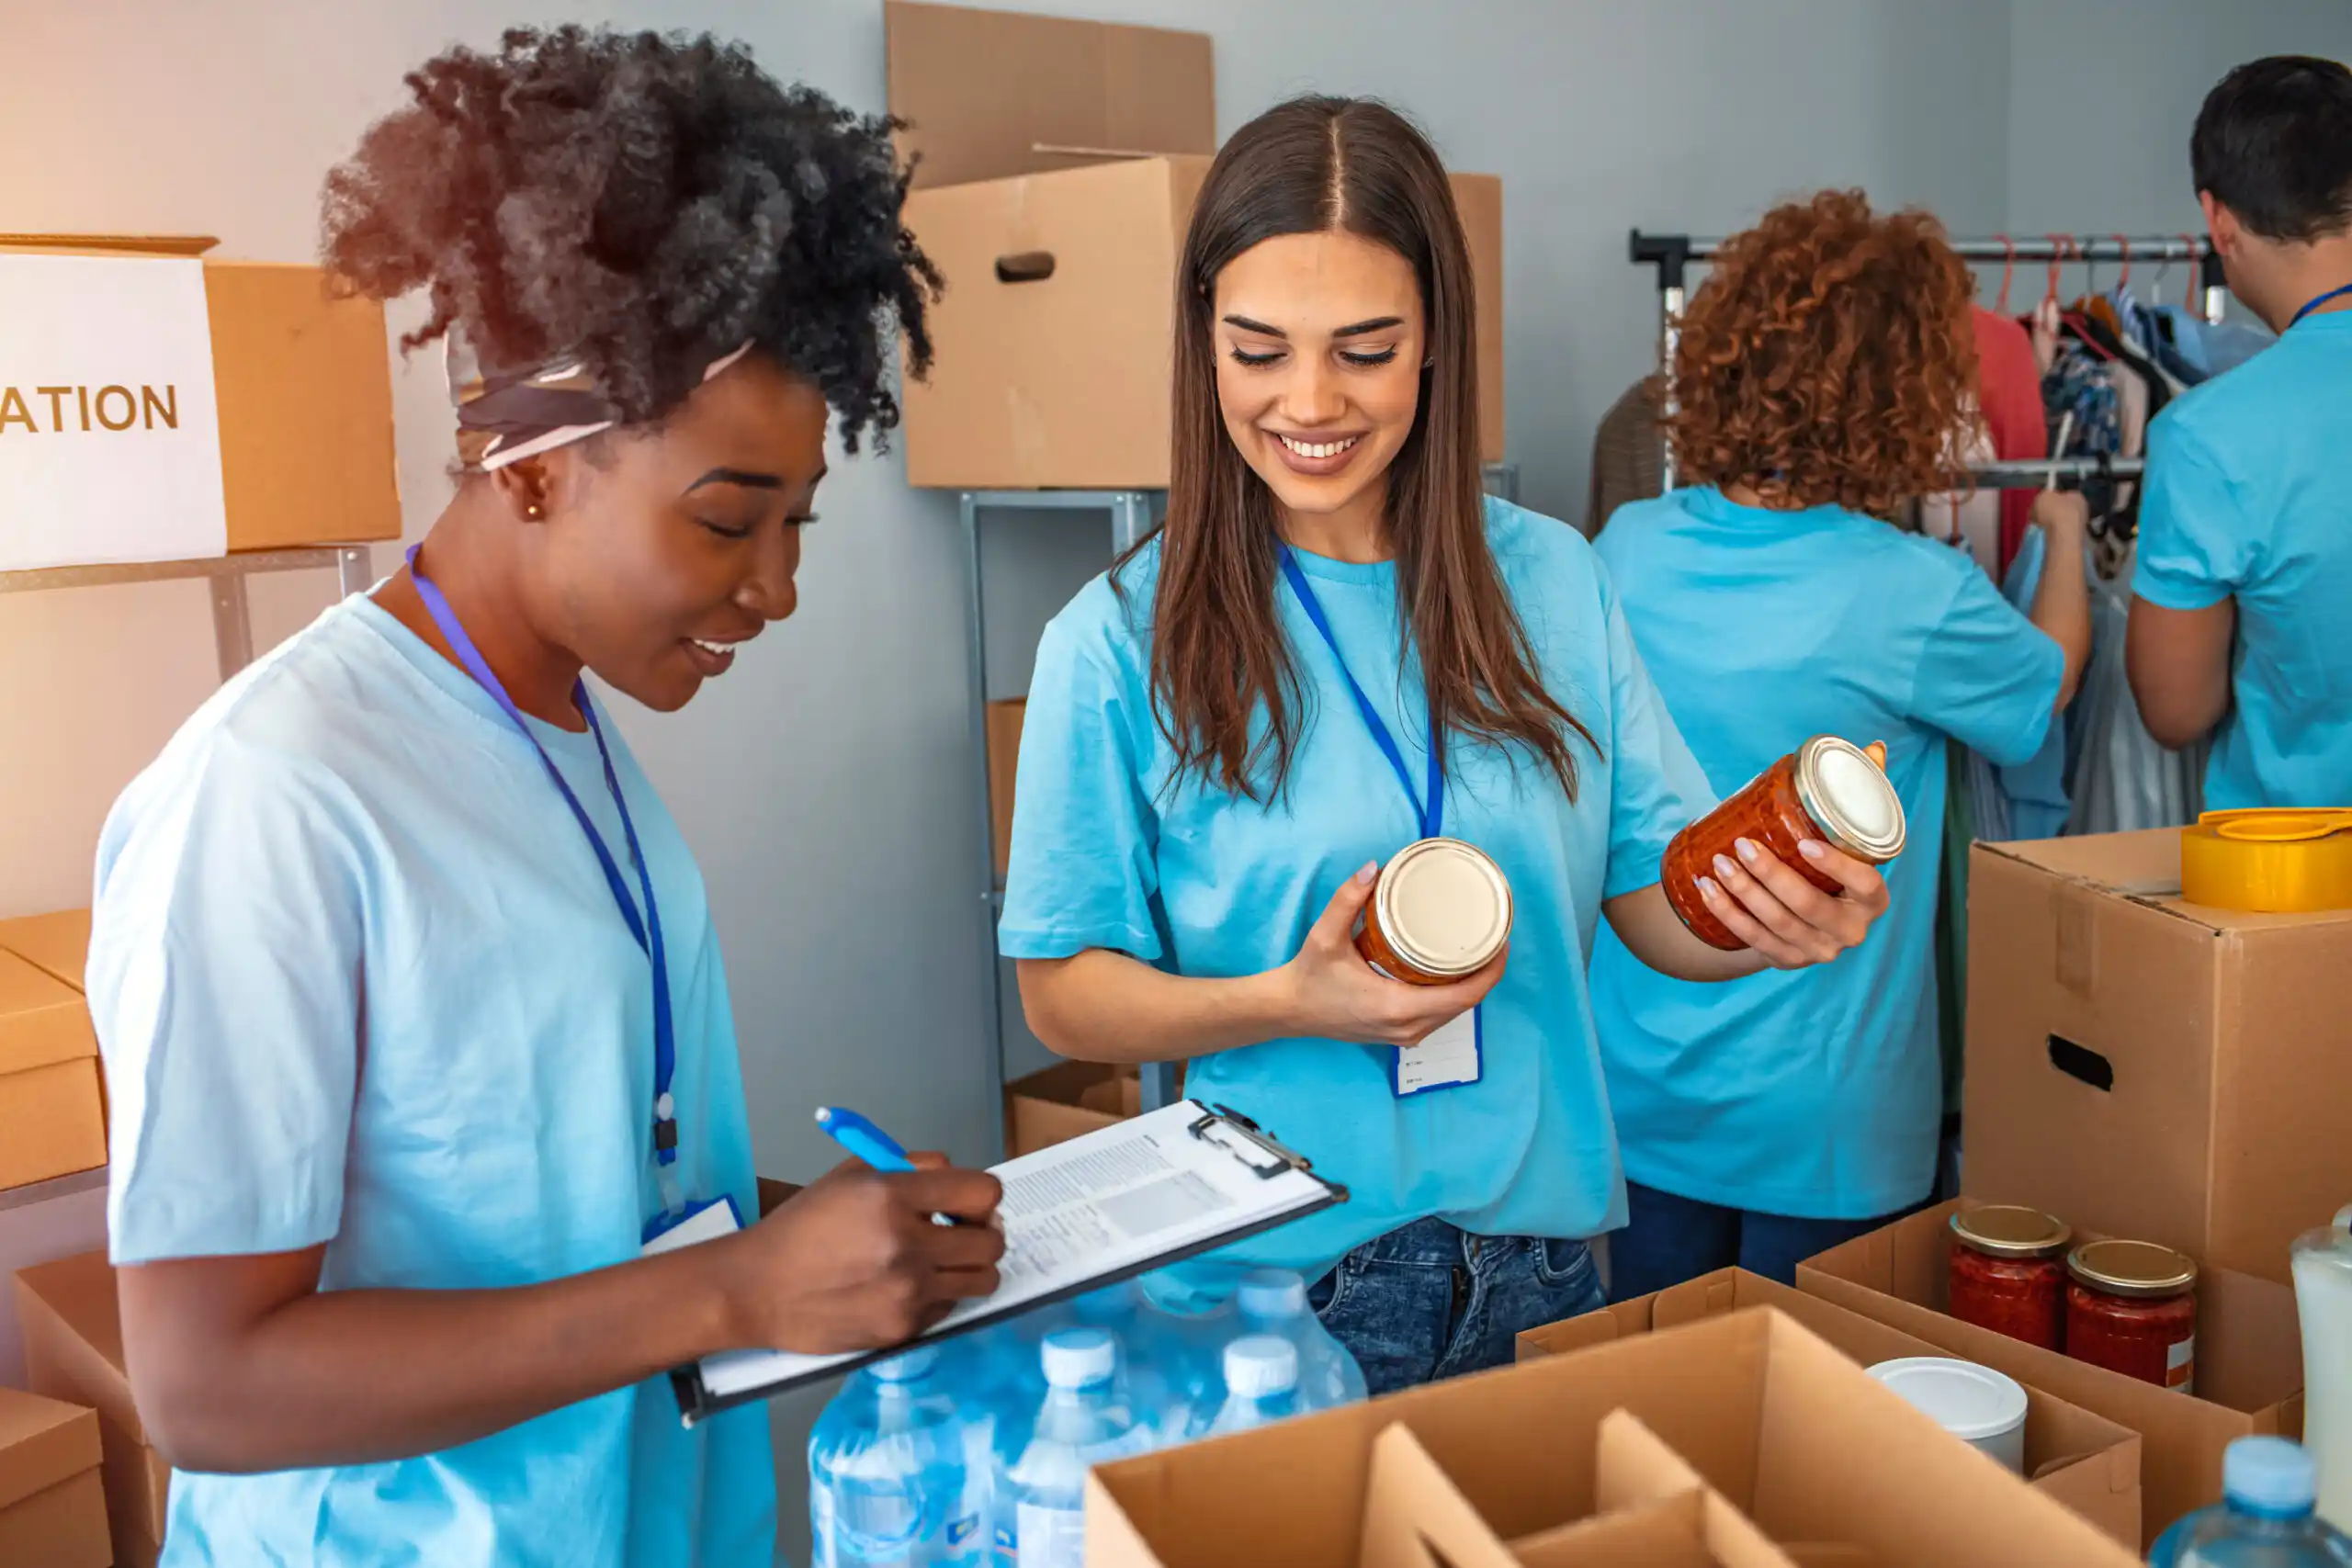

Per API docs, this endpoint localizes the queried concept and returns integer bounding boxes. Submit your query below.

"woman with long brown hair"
[1589,191,2091,1302]
[998,97,1890,1394]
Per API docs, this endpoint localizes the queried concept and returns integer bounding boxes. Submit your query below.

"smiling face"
[530,353,830,712]
[1211,229,1428,531]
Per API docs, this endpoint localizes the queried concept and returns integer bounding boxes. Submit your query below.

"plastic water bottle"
[1135,1274,1238,1441]
[2150,1437,2352,1568]
[1236,1267,1368,1410]
[808,1347,989,1567]
[993,1328,1148,1568]
[1205,1335,1303,1435]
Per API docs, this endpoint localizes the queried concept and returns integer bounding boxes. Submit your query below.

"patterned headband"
[446,327,756,471]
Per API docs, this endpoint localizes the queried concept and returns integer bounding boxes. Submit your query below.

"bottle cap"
[1223,1335,1299,1400]
[1042,1327,1117,1390]
[2223,1436,2315,1516]
[870,1346,939,1382]
[1238,1269,1308,1320]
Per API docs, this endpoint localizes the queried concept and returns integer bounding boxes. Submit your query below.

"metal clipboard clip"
[1188,1103,1314,1180]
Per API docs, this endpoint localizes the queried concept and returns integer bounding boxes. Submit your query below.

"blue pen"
[813,1106,967,1227]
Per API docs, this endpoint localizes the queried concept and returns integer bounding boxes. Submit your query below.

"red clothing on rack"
[1973,306,2047,575]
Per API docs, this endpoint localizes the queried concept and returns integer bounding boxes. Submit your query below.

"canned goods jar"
[1354,838,1513,986]
[1660,736,1906,951]
[1948,1205,2073,1351]
[2066,1239,2199,1392]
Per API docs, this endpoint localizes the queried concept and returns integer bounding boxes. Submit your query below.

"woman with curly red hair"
[1589,189,2092,1296]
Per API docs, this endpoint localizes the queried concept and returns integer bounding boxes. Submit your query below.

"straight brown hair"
[1131,96,1595,803]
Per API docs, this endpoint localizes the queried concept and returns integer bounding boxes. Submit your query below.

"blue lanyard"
[403,547,682,1208]
[2290,281,2352,329]
[1277,545,1442,839]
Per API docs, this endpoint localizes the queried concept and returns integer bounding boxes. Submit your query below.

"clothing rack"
[1630,230,2224,489]
[1965,456,2145,487]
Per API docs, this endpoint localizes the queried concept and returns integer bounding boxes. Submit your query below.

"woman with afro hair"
[84,28,1002,1566]
[1589,189,2093,1298]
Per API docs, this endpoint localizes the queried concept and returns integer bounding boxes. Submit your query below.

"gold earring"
[526,502,544,519]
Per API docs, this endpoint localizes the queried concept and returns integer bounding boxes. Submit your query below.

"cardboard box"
[986,697,1024,881]
[0,950,105,1190]
[1521,1268,2142,1546]
[0,1388,108,1568]
[1364,1409,1800,1568]
[1083,1305,2142,1568]
[1004,1061,1143,1156]
[1963,831,2352,1284]
[887,2,1505,489]
[0,910,91,995]
[16,1249,174,1558]
[1798,1198,2304,1545]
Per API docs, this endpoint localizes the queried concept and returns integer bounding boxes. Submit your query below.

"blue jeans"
[1608,1179,1900,1301]
[1306,1216,1605,1396]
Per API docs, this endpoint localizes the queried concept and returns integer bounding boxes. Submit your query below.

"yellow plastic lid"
[2179,808,2352,913]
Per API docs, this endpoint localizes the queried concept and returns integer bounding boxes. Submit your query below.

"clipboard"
[670,1099,1346,1426]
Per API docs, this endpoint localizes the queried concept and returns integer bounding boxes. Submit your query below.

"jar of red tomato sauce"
[1948,1206,2072,1351]
[1355,838,1514,986]
[1660,737,1906,951]
[2066,1239,2199,1393]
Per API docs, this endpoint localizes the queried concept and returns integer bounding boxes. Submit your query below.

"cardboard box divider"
[1797,1198,2303,1545]
[1082,1305,2141,1568]
[1963,831,2352,1284]
[0,1388,108,1568]
[887,1,1505,490]
[1520,1267,2143,1547]
[0,948,107,1190]
[0,237,400,558]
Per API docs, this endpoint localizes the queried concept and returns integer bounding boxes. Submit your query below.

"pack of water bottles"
[807,1267,1367,1567]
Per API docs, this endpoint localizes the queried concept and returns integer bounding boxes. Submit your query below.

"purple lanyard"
[403,547,681,1206]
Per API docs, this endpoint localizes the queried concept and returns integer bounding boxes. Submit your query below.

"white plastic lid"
[1867,1357,2028,1442]
[1223,1335,1299,1400]
[2225,1436,2316,1515]
[1238,1269,1307,1320]
[1042,1327,1117,1390]
[870,1346,939,1382]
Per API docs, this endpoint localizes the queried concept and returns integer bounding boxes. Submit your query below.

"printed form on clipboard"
[672,1100,1345,1425]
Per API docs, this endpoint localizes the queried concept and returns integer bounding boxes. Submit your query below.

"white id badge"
[640,1194,744,1257]
[1393,1005,1483,1097]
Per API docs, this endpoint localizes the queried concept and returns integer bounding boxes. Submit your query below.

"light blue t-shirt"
[999,498,1713,1280]
[2132,309,2352,810]
[1590,488,2064,1220]
[87,595,775,1568]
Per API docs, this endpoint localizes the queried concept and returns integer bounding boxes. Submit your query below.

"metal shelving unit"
[961,466,1521,1162]
[1,546,379,679]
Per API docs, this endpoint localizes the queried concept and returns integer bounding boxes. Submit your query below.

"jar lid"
[2068,1239,2199,1298]
[1374,838,1513,978]
[1794,737,1906,862]
[1951,1205,2073,1259]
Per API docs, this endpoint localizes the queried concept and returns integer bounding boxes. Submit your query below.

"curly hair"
[320,26,937,452]
[1668,189,1978,517]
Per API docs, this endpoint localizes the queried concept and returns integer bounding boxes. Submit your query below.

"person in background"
[2128,56,2352,807]
[1590,190,2093,1297]
[1001,99,1893,1397]
[86,29,1002,1568]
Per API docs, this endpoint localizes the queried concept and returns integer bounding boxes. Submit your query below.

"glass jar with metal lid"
[2066,1239,2199,1392]
[1354,838,1513,986]
[1948,1205,2074,1350]
[1660,736,1907,951]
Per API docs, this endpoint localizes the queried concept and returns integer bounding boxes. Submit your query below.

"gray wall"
[5,3,2349,1559]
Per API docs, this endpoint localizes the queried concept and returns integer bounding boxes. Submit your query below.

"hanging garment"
[2041,345,2122,458]
[1980,525,2072,841]
[1921,419,2002,575]
[1974,308,2050,578]
[1588,375,1666,536]
[1934,737,1974,1121]
[2064,541,2210,834]
[2154,305,2274,379]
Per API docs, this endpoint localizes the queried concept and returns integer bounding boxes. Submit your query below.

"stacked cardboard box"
[1003,1060,1178,1156]
[1525,1267,2143,1546]
[0,1388,108,1568]
[1084,1306,2142,1568]
[887,1,1506,491]
[0,910,104,1192]
[16,1251,172,1568]
[1798,1198,2302,1547]
[1962,830,2352,1284]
